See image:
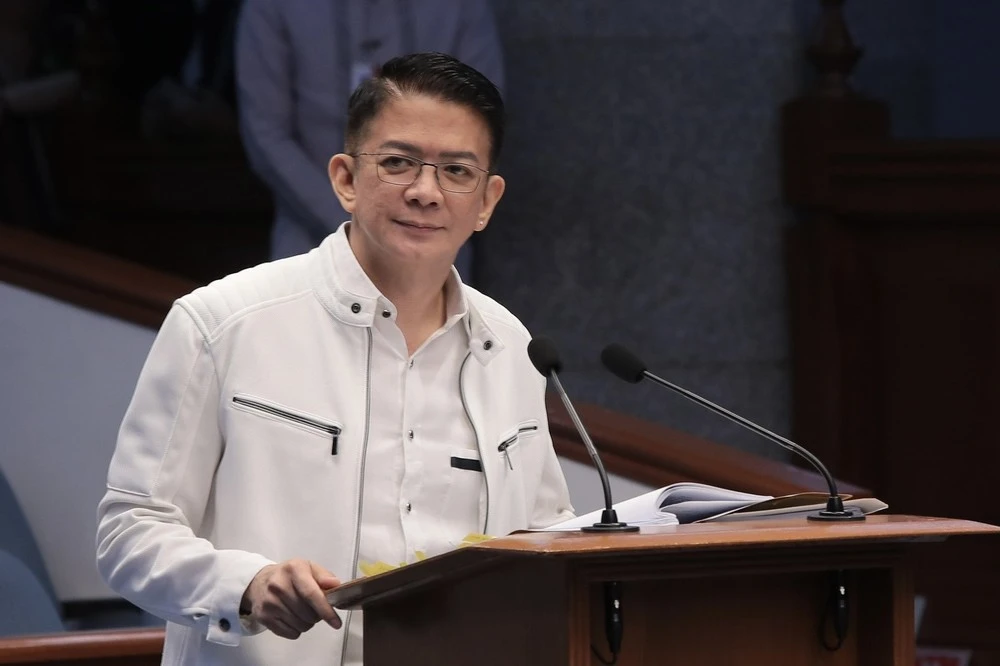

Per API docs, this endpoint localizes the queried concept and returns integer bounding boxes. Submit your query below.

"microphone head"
[600,343,647,384]
[527,336,563,377]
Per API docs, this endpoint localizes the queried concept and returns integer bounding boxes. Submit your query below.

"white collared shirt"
[337,243,481,665]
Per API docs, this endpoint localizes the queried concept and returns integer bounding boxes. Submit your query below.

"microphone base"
[582,522,641,533]
[807,507,867,522]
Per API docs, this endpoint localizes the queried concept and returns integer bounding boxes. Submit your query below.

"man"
[96,53,574,666]
[235,0,504,272]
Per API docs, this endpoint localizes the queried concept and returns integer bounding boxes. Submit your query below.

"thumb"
[310,562,341,590]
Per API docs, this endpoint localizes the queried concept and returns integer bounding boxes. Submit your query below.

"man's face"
[330,93,505,272]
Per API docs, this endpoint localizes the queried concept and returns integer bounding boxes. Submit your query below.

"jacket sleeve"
[235,0,345,238]
[529,378,576,528]
[455,0,505,93]
[96,305,273,646]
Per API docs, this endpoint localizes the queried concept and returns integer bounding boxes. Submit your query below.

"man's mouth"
[393,219,442,231]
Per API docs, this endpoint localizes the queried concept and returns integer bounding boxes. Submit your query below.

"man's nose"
[406,164,444,201]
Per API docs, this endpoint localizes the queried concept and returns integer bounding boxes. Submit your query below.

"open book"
[545,482,888,530]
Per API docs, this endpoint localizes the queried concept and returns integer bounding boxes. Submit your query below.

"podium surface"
[328,515,999,666]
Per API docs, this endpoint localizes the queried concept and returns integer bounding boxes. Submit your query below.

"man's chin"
[385,239,455,265]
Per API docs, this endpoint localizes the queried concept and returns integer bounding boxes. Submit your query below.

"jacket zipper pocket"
[232,395,343,455]
[496,424,539,470]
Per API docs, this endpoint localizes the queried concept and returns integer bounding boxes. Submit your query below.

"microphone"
[600,343,865,521]
[528,337,638,532]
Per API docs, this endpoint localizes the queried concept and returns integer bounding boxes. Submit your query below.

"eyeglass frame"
[350,152,492,194]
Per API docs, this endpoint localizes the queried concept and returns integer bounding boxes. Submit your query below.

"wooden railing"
[0,225,194,328]
[0,224,868,663]
[0,628,163,665]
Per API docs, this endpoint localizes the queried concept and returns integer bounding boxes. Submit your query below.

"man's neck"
[367,259,453,355]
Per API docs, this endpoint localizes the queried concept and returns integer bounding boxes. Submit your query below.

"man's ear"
[474,174,506,232]
[328,154,357,213]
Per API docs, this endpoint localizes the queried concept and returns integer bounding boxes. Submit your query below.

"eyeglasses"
[352,152,489,194]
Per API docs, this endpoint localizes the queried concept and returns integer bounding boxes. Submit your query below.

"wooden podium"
[328,515,998,666]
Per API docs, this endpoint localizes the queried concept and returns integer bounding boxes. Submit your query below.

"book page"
[706,497,888,522]
[666,498,769,524]
[657,482,771,506]
[657,483,772,523]
[541,487,678,530]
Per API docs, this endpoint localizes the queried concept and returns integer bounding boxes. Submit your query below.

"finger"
[290,568,339,627]
[260,569,317,629]
[310,562,344,629]
[257,594,314,634]
[291,566,341,629]
[272,585,322,628]
[266,617,302,640]
[327,607,343,630]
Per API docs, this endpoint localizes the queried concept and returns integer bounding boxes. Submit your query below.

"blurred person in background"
[235,0,503,280]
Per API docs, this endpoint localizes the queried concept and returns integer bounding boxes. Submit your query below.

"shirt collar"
[310,222,504,363]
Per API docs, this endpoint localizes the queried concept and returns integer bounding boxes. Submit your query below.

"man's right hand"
[241,559,343,639]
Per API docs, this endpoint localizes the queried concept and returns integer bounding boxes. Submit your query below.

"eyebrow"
[377,140,481,165]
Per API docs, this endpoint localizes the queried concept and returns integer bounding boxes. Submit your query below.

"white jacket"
[96,226,574,665]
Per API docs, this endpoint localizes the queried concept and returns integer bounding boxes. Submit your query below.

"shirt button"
[406,502,412,512]
[483,340,493,350]
[219,618,231,632]
[409,359,414,369]
[381,309,391,318]
[351,303,361,314]
[407,429,414,440]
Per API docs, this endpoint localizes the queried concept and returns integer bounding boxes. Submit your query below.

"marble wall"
[479,1,804,460]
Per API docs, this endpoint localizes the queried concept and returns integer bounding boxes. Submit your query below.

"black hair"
[345,52,505,168]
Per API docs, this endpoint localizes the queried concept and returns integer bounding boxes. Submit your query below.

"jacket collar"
[310,222,504,364]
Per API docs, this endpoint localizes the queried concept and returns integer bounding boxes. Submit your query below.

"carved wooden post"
[782,0,889,205]
[806,0,864,98]
[780,0,889,477]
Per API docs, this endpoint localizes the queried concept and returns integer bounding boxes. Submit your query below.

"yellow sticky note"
[358,550,431,577]
[358,560,399,577]
[458,533,494,547]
